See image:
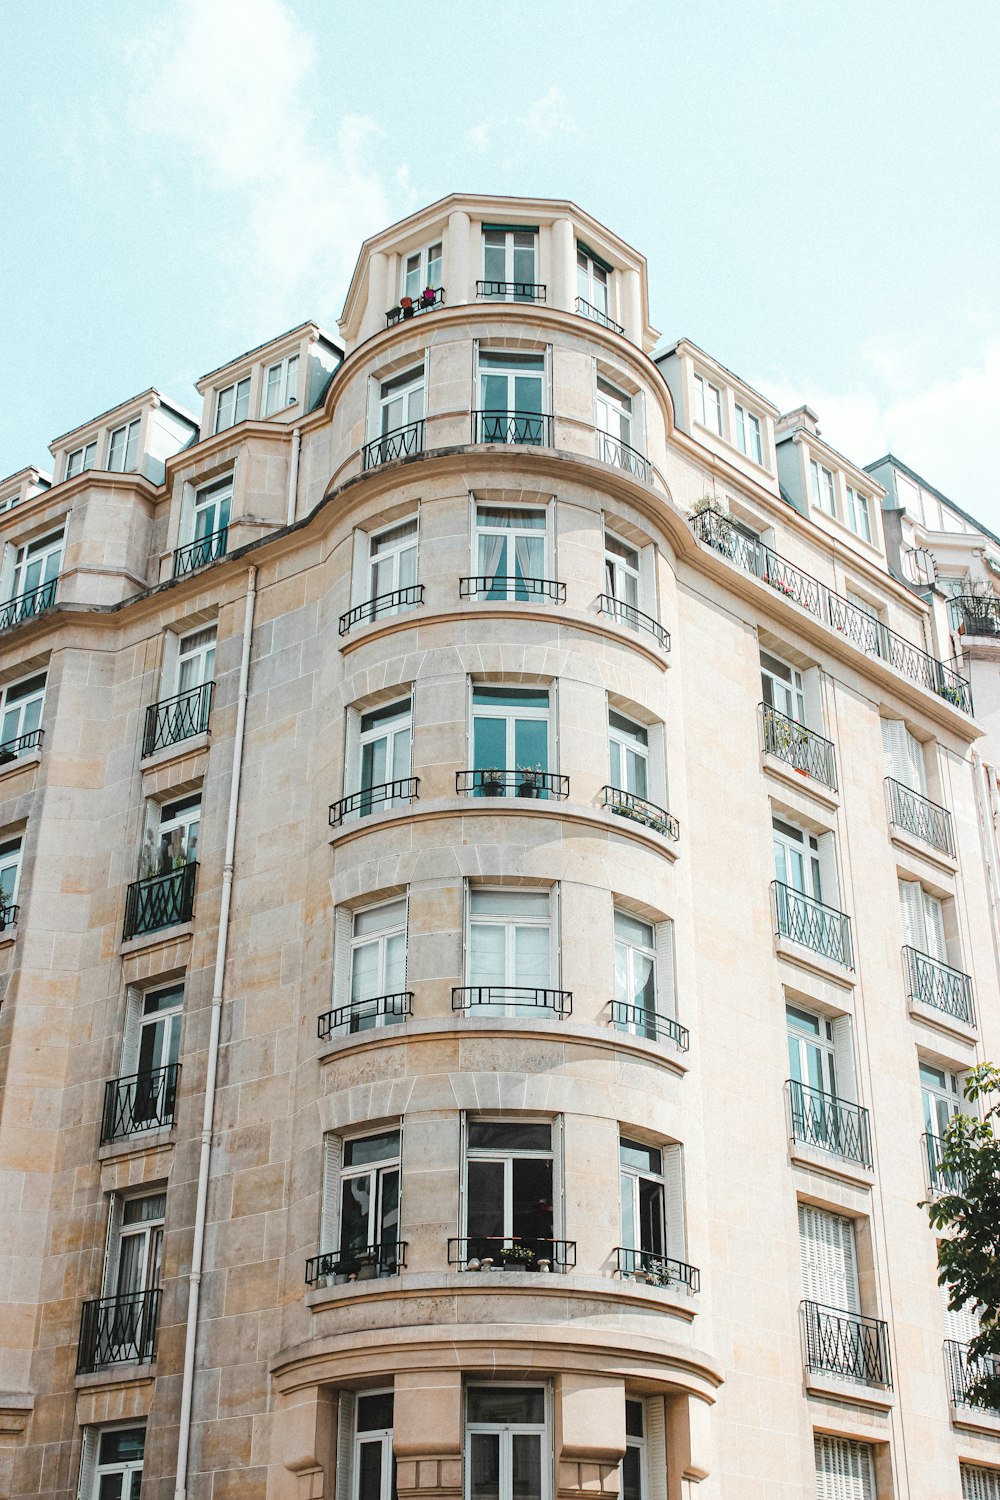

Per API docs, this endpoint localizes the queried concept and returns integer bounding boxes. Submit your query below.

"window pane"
[625,1400,644,1437]
[357,1392,394,1430]
[344,1131,400,1168]
[470,890,550,918]
[469,923,505,985]
[512,1433,542,1500]
[473,686,548,708]
[614,911,653,949]
[609,711,647,747]
[513,924,550,986]
[99,1430,145,1465]
[468,1387,546,1423]
[98,1477,125,1500]
[467,1121,551,1151]
[354,900,406,937]
[620,1138,661,1174]
[622,1445,642,1500]
[467,1159,505,1239]
[511,1155,553,1240]
[357,1440,384,1500]
[340,1174,372,1251]
[513,717,547,769]
[470,1432,500,1500]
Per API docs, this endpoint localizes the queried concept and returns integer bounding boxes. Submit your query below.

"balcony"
[760,703,837,792]
[596,430,651,483]
[448,1236,575,1271]
[773,881,853,968]
[339,585,424,635]
[0,578,57,631]
[174,526,227,578]
[452,985,573,1018]
[476,280,547,303]
[952,595,1000,638]
[363,419,424,470]
[472,409,553,446]
[101,1065,180,1143]
[575,296,624,336]
[122,862,197,941]
[0,902,19,931]
[691,508,973,713]
[602,785,679,840]
[317,990,412,1041]
[77,1288,160,1373]
[903,945,975,1026]
[456,768,569,800]
[596,594,670,651]
[142,682,214,757]
[786,1080,872,1168]
[924,1132,967,1197]
[802,1300,891,1388]
[385,287,445,327]
[460,574,566,604]
[305,1240,407,1286]
[0,728,44,765]
[609,999,689,1051]
[884,778,955,856]
[614,1247,700,1293]
[329,777,420,829]
[945,1339,1000,1409]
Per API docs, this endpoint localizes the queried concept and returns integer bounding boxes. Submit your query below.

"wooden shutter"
[332,907,353,1014]
[334,1391,356,1500]
[551,1114,564,1243]
[648,722,667,815]
[76,1428,98,1500]
[120,990,143,1077]
[898,878,926,951]
[351,528,369,608]
[881,717,911,785]
[923,891,947,961]
[100,1195,123,1298]
[654,920,676,1019]
[962,1464,1000,1500]
[831,1015,856,1103]
[814,1436,875,1500]
[662,1144,685,1264]
[644,1396,668,1500]
[0,542,15,601]
[320,1135,343,1254]
[941,1276,981,1344]
[798,1204,859,1312]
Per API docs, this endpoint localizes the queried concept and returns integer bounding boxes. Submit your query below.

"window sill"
[951,1402,1000,1435]
[789,1138,874,1189]
[0,749,41,781]
[98,1126,176,1164]
[761,752,840,810]
[74,1361,156,1392]
[774,936,855,988]
[804,1367,894,1411]
[0,923,18,949]
[888,824,958,877]
[139,730,210,774]
[119,920,194,958]
[906,995,978,1048]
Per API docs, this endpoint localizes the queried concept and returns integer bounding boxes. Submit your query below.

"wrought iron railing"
[691,508,973,712]
[902,945,975,1025]
[575,297,624,335]
[773,881,854,968]
[123,862,197,940]
[760,703,838,791]
[339,585,424,634]
[945,1339,1000,1408]
[305,1240,407,1285]
[385,287,445,326]
[448,1236,575,1271]
[952,595,1000,638]
[329,777,419,828]
[452,985,573,1017]
[476,280,547,302]
[0,903,20,931]
[363,419,425,469]
[786,1080,871,1167]
[174,526,228,577]
[317,991,412,1041]
[924,1132,968,1196]
[609,999,689,1051]
[615,1246,700,1292]
[460,574,566,604]
[77,1288,161,1373]
[472,409,553,446]
[142,682,214,757]
[101,1065,180,1143]
[0,728,44,764]
[602,785,680,840]
[596,594,670,650]
[802,1300,891,1387]
[597,431,651,482]
[884,778,955,856]
[0,578,57,631]
[456,768,569,800]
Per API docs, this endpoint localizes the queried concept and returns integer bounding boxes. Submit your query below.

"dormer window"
[693,373,722,435]
[403,242,442,300]
[263,355,299,416]
[577,244,610,317]
[65,441,96,480]
[810,459,836,516]
[214,376,250,434]
[846,486,873,544]
[735,404,762,465]
[107,419,141,473]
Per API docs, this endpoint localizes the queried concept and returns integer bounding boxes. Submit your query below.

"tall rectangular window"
[760,650,805,723]
[191,477,232,545]
[377,368,425,440]
[101,1192,165,1363]
[595,378,634,450]
[609,711,649,800]
[352,1392,396,1500]
[214,376,251,433]
[368,518,418,604]
[798,1203,859,1313]
[350,898,407,1024]
[813,1436,875,1500]
[772,816,822,899]
[810,459,836,515]
[482,228,537,297]
[329,1130,401,1273]
[65,440,96,479]
[466,1387,547,1500]
[81,1426,146,1500]
[846,485,873,542]
[140,793,200,880]
[898,878,947,961]
[881,718,927,795]
[465,1119,555,1262]
[403,241,442,299]
[735,403,762,464]
[263,354,300,415]
[467,889,552,1014]
[176,627,216,696]
[478,353,546,444]
[355,699,412,813]
[0,835,23,916]
[619,1137,665,1269]
[474,506,547,600]
[471,686,549,793]
[107,419,141,472]
[613,911,676,1043]
[11,529,63,600]
[921,1061,961,1139]
[577,244,610,316]
[0,671,46,756]
[604,533,641,613]
[113,983,184,1136]
[692,373,722,434]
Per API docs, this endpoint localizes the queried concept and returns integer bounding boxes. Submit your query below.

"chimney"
[776,404,821,437]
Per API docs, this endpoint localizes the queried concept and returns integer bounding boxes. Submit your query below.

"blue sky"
[2,0,998,522]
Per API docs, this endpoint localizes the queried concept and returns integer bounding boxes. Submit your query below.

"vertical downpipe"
[286,428,301,527]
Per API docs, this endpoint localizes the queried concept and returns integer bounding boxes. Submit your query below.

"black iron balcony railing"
[945,1339,1000,1408]
[329,777,419,828]
[305,1240,407,1285]
[460,574,566,604]
[476,279,547,303]
[363,419,425,470]
[691,508,973,713]
[0,903,20,931]
[472,409,553,447]
[456,768,570,800]
[951,595,1000,638]
[122,862,197,941]
[339,585,424,635]
[317,991,413,1042]
[385,287,445,327]
[77,1288,161,1373]
[452,985,573,1018]
[602,785,680,840]
[615,1246,700,1293]
[802,1300,891,1387]
[0,728,44,764]
[609,999,690,1051]
[448,1236,575,1271]
[786,1080,872,1167]
[773,881,854,968]
[596,594,670,651]
[924,1132,968,1197]
[142,682,214,757]
[760,703,838,791]
[884,778,955,856]
[575,296,624,335]
[903,945,975,1026]
[597,431,651,483]
[0,578,57,631]
[174,526,228,578]
[101,1065,180,1143]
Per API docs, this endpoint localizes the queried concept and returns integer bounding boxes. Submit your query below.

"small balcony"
[903,945,975,1026]
[452,985,573,1018]
[122,862,197,941]
[305,1240,407,1286]
[596,430,651,483]
[385,287,445,327]
[339,585,424,635]
[596,595,670,651]
[0,728,44,765]
[0,579,57,631]
[760,703,838,791]
[802,1300,891,1388]
[952,595,1000,638]
[448,1236,575,1272]
[329,777,420,829]
[614,1247,700,1293]
[472,409,553,446]
[773,881,854,968]
[457,768,569,800]
[142,682,214,757]
[924,1132,967,1197]
[317,990,412,1042]
[884,778,955,856]
[609,999,689,1051]
[363,419,424,470]
[602,785,679,840]
[460,574,566,604]
[476,279,547,303]
[101,1065,180,1143]
[77,1288,160,1373]
[174,526,227,578]
[945,1338,1000,1409]
[786,1080,872,1168]
[0,902,20,931]
[575,297,624,335]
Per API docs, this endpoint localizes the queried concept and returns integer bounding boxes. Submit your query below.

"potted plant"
[479,767,505,797]
[399,295,414,319]
[332,1259,358,1284]
[517,764,545,799]
[356,1251,379,1281]
[0,744,16,765]
[498,1244,537,1270]
[420,285,437,308]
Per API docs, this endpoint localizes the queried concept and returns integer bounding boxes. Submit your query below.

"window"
[760,650,805,724]
[622,1402,646,1500]
[0,835,22,916]
[810,460,836,516]
[466,1387,547,1500]
[921,1061,961,1139]
[324,1130,401,1274]
[80,1426,146,1500]
[191,477,232,546]
[348,899,407,1026]
[367,518,418,605]
[354,698,412,813]
[773,816,822,899]
[376,368,425,444]
[478,353,546,444]
[107,419,141,473]
[482,227,538,296]
[214,376,251,433]
[65,440,96,479]
[735,404,763,464]
[595,377,635,458]
[609,711,649,799]
[613,911,676,1042]
[0,671,45,757]
[403,241,442,299]
[471,686,549,792]
[881,719,927,795]
[692,373,722,434]
[786,1005,864,1162]
[140,793,200,880]
[473,505,548,600]
[846,486,873,543]
[263,354,299,416]
[177,627,216,697]
[787,1004,837,1096]
[619,1136,666,1269]
[963,1466,1000,1500]
[577,244,610,316]
[813,1436,875,1500]
[101,1192,165,1362]
[467,889,552,1014]
[465,1118,555,1262]
[799,1203,859,1314]
[113,984,183,1136]
[898,878,947,961]
[340,1392,396,1500]
[605,533,641,613]
[10,529,63,601]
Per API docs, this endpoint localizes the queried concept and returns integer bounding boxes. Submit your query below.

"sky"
[1,0,998,523]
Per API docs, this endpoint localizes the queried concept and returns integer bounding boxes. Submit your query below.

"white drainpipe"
[174,564,257,1500]
[286,428,301,526]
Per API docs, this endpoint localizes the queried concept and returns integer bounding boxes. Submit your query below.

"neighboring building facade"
[0,195,997,1500]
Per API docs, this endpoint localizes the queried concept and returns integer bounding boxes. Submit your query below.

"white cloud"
[466,122,492,151]
[521,86,578,140]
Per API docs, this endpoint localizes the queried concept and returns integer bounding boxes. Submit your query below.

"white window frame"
[604,531,642,612]
[476,350,547,442]
[176,626,217,697]
[735,403,763,464]
[760,649,806,724]
[122,981,185,1082]
[609,710,651,800]
[577,244,611,316]
[349,897,408,1013]
[107,419,141,473]
[810,458,836,516]
[786,1003,838,1096]
[619,1135,666,1260]
[846,485,873,542]
[65,440,96,480]
[0,834,23,911]
[403,241,443,300]
[329,1127,402,1266]
[190,476,232,546]
[214,376,251,434]
[921,1060,962,1138]
[692,372,722,435]
[351,1391,395,1500]
[898,877,948,962]
[472,503,549,599]
[772,815,823,899]
[81,1426,146,1500]
[103,1191,166,1303]
[481,228,538,296]
[350,697,413,806]
[466,886,555,1014]
[140,792,201,880]
[10,528,64,600]
[263,354,300,416]
[464,1385,550,1500]
[881,718,928,796]
[0,670,46,755]
[365,515,419,607]
[470,683,551,783]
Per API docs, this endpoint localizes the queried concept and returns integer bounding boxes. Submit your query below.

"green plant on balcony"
[498,1244,537,1268]
[938,683,966,708]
